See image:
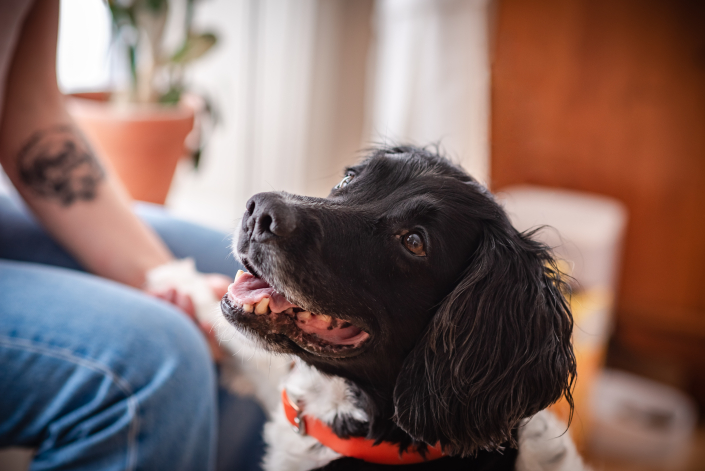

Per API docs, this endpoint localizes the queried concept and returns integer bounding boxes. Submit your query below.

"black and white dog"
[221,146,587,470]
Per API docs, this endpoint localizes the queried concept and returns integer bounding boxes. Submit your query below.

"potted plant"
[66,0,217,204]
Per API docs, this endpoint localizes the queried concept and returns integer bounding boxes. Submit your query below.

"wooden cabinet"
[491,0,705,406]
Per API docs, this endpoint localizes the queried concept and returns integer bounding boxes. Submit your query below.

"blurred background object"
[104,0,218,105]
[491,0,705,468]
[67,91,195,204]
[589,369,697,467]
[2,0,703,469]
[64,0,218,204]
[498,185,628,449]
[368,0,491,183]
[56,0,494,228]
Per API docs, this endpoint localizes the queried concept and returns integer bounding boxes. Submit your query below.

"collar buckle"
[293,408,307,436]
[285,389,307,436]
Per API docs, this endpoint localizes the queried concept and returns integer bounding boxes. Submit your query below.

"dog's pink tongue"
[227,272,296,313]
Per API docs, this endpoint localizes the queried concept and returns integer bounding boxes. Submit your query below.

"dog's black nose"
[244,193,297,241]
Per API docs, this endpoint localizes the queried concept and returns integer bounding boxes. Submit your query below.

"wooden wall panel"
[491,0,705,391]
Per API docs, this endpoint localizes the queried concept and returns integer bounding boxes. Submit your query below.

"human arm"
[0,0,173,288]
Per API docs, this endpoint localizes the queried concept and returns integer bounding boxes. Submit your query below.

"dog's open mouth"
[222,270,370,355]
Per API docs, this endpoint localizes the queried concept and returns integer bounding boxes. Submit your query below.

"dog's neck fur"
[284,360,369,437]
[261,360,587,471]
[264,361,422,471]
[301,358,425,451]
[262,361,350,471]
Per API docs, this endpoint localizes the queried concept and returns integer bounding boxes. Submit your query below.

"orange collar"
[282,389,445,465]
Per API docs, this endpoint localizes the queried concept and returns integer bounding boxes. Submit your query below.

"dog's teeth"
[297,311,312,321]
[284,307,295,316]
[243,303,254,313]
[318,314,332,324]
[255,298,270,315]
[235,269,245,281]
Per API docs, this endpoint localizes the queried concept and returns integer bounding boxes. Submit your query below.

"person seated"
[0,1,263,469]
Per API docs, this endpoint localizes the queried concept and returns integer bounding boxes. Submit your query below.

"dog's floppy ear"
[393,218,576,457]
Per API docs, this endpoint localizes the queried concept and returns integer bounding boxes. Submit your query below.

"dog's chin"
[220,272,371,359]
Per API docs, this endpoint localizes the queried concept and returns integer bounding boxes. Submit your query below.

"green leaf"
[170,33,217,64]
[107,2,136,27]
[158,87,182,105]
[144,0,168,14]
[192,148,202,169]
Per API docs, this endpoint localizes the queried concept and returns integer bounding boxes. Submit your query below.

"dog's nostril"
[258,214,273,235]
[246,199,256,216]
[255,207,296,239]
[246,193,298,241]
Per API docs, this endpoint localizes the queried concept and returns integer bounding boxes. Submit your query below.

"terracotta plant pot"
[66,92,195,204]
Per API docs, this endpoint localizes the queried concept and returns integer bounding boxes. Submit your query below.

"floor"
[583,427,705,471]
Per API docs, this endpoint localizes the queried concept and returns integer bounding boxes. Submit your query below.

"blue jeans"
[0,195,265,471]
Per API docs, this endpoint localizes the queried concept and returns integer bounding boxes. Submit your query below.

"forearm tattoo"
[17,125,105,206]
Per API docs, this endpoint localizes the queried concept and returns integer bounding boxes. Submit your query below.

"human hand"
[147,273,232,363]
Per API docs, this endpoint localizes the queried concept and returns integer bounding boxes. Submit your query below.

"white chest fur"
[262,360,365,471]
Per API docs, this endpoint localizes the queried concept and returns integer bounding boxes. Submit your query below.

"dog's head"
[221,145,576,456]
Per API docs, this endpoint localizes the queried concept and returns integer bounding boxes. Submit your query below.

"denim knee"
[102,291,219,469]
[0,261,218,470]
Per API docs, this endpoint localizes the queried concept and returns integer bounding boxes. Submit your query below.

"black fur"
[313,447,518,471]
[393,219,576,456]
[226,145,576,468]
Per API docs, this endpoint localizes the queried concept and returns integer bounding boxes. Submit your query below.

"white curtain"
[170,0,492,229]
[167,0,320,230]
[367,0,492,183]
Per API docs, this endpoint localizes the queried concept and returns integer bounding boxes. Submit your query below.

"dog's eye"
[334,172,355,190]
[403,232,426,256]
